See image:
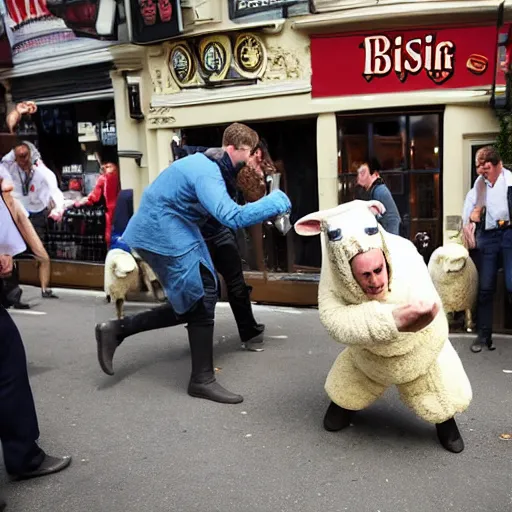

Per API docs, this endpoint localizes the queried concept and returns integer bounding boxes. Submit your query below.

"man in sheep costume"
[294,200,472,453]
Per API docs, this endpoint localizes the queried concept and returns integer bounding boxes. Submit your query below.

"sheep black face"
[414,231,434,264]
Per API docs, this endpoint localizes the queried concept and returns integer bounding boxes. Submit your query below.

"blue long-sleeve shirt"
[122,152,290,313]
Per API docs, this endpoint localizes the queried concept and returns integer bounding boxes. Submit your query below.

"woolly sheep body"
[294,201,472,425]
[104,248,140,319]
[428,242,478,331]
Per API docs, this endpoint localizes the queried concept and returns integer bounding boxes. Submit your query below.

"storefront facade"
[0,0,129,287]
[108,1,511,311]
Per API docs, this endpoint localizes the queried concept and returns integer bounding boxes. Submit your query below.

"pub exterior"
[103,1,510,320]
[6,0,512,330]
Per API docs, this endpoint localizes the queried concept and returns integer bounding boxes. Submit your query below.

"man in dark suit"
[0,179,71,509]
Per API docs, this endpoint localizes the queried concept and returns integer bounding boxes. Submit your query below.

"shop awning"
[9,62,114,104]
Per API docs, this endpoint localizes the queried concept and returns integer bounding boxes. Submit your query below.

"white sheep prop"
[427,242,478,332]
[104,248,165,319]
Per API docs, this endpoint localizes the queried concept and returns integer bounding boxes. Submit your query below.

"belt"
[28,209,47,216]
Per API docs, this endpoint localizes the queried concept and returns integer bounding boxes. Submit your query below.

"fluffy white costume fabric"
[428,243,478,332]
[295,200,472,424]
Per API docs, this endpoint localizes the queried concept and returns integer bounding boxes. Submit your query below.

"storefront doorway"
[337,109,443,252]
[16,99,118,264]
[182,117,321,276]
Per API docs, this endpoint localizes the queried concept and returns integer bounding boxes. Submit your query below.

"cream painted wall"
[111,70,145,209]
[442,105,499,242]
[317,113,338,211]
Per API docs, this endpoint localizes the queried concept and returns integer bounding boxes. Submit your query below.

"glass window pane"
[409,115,440,170]
[338,118,369,174]
[372,116,407,171]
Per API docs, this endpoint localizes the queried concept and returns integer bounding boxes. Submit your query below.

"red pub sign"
[311,25,499,98]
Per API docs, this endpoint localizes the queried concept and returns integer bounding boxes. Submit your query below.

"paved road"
[1,286,512,512]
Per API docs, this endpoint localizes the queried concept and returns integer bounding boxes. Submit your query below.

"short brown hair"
[476,146,501,166]
[222,123,258,150]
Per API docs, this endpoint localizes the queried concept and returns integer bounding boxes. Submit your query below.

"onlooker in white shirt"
[462,145,512,353]
[0,141,62,301]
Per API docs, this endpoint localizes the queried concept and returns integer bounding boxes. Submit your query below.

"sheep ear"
[294,213,323,236]
[367,200,386,217]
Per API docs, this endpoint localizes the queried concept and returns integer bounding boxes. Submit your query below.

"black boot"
[186,322,243,404]
[95,320,125,375]
[0,497,5,511]
[323,401,355,431]
[436,418,464,453]
[95,303,182,375]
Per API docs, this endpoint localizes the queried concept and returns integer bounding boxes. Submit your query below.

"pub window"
[337,111,443,250]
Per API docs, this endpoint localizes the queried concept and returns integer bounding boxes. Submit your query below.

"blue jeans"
[475,229,512,338]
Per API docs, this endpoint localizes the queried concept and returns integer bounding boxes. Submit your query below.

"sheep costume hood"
[295,200,472,424]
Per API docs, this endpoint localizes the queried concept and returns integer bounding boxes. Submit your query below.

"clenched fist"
[392,301,440,333]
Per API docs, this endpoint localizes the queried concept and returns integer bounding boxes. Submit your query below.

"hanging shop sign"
[311,25,499,98]
[0,0,125,64]
[168,32,267,88]
[492,23,512,110]
[129,0,182,44]
[228,0,310,23]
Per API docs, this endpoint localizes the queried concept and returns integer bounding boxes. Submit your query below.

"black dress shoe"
[323,401,355,432]
[11,301,30,310]
[241,323,265,352]
[12,454,72,481]
[188,379,243,404]
[95,321,124,376]
[470,339,483,353]
[436,418,464,453]
[41,289,59,299]
[486,338,496,351]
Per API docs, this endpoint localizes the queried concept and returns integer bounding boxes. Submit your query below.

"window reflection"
[337,112,442,253]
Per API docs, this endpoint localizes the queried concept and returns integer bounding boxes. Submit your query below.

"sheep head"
[294,200,390,303]
[112,251,138,278]
[429,243,469,274]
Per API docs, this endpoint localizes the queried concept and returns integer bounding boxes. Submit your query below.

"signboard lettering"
[311,25,498,98]
[228,0,309,22]
[362,34,455,84]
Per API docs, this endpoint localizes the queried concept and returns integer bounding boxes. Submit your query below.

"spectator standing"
[0,141,63,302]
[75,160,120,248]
[0,177,71,502]
[462,146,512,353]
[356,162,402,235]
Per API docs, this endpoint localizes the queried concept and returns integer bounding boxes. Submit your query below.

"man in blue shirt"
[356,163,402,236]
[463,146,512,353]
[95,124,291,404]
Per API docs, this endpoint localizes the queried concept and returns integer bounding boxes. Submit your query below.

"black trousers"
[119,258,218,338]
[0,306,44,475]
[206,229,259,342]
